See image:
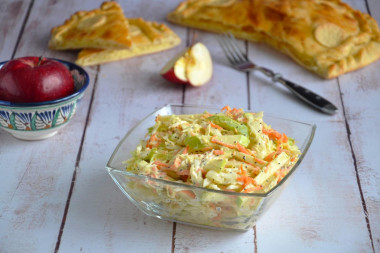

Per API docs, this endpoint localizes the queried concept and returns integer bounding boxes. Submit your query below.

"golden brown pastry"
[75,18,181,66]
[167,0,380,79]
[48,1,132,50]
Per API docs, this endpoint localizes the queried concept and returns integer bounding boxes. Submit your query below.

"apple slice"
[160,42,212,87]
[160,48,188,85]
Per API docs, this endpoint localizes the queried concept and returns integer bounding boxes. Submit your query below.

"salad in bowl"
[106,104,315,231]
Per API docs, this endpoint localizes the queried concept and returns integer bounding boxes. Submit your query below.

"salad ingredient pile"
[126,106,301,194]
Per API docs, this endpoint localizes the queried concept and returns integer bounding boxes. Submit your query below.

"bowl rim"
[106,104,316,198]
[0,58,90,107]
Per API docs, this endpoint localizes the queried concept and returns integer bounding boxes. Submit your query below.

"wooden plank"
[184,30,249,109]
[175,228,256,253]
[56,56,181,253]
[174,25,256,253]
[337,0,380,251]
[0,0,378,252]
[247,41,341,121]
[56,1,186,252]
[0,0,31,60]
[0,0,99,252]
[257,121,372,252]
[246,0,375,251]
[367,0,380,23]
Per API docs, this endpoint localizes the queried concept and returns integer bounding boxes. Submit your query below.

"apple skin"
[161,68,189,85]
[0,56,75,103]
[160,43,213,87]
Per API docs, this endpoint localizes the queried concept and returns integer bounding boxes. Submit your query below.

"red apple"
[160,43,213,87]
[0,56,75,103]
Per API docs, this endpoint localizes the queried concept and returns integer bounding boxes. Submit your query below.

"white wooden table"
[1,0,379,252]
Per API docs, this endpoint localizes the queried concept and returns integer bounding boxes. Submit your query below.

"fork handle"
[257,67,338,115]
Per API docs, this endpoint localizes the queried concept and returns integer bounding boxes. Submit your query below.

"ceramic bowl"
[0,58,90,140]
[106,104,316,232]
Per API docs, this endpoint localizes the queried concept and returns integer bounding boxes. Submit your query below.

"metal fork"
[216,33,338,115]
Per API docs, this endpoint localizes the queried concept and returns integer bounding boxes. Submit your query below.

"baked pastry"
[75,18,181,66]
[48,1,132,50]
[167,0,380,79]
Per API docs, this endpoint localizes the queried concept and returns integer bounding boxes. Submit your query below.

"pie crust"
[48,1,132,50]
[75,18,181,66]
[167,0,380,78]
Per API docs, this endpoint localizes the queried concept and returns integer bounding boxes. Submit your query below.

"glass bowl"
[106,104,316,232]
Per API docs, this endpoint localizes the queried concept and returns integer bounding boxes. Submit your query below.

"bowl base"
[9,129,59,141]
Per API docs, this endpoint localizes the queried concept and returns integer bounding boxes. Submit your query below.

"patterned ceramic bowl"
[0,58,89,140]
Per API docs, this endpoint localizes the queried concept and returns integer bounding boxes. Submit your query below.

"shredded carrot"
[238,164,247,177]
[238,175,257,192]
[281,133,288,143]
[236,143,253,156]
[237,175,252,184]
[237,164,261,192]
[243,185,263,193]
[177,170,190,176]
[238,168,245,178]
[244,163,261,174]
[276,141,281,151]
[183,146,189,154]
[262,128,288,143]
[200,146,213,152]
[253,157,267,165]
[264,151,279,162]
[180,190,196,199]
[210,136,237,150]
[153,160,169,168]
[275,168,289,184]
[221,105,231,112]
[231,108,244,120]
[212,138,266,166]
[146,133,161,148]
[213,149,224,156]
[209,121,223,130]
[231,108,240,113]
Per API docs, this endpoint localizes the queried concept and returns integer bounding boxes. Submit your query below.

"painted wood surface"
[0,0,379,252]
[0,0,100,252]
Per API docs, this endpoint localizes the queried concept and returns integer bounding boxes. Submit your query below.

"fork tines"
[216,32,249,65]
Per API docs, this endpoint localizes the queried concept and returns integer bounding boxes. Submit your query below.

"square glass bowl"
[106,104,316,232]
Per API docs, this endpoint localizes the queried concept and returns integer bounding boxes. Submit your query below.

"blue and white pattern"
[0,102,79,133]
[14,112,33,130]
[35,110,58,129]
[56,103,74,125]
[0,110,12,128]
